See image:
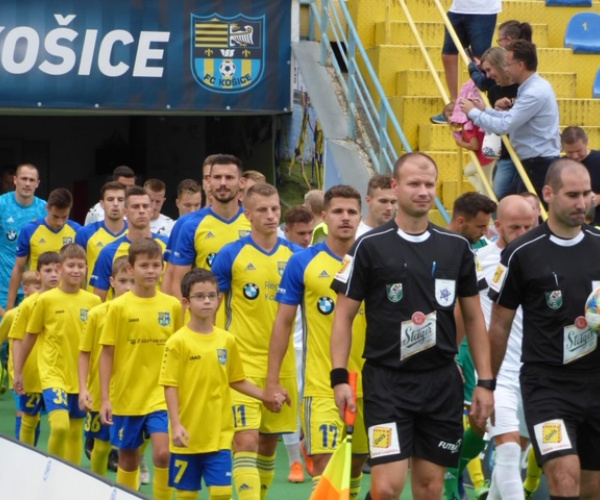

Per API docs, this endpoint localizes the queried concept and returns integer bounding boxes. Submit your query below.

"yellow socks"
[153,466,173,500]
[233,451,260,500]
[350,474,363,499]
[91,439,112,476]
[210,485,234,499]
[117,467,139,490]
[175,490,198,499]
[524,447,542,493]
[20,413,40,446]
[47,410,69,459]
[467,456,485,490]
[65,418,84,466]
[257,453,276,500]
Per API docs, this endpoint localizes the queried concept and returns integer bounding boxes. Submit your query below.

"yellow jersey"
[99,291,182,415]
[1,307,19,385]
[212,235,301,378]
[79,301,110,412]
[276,242,366,397]
[159,326,245,454]
[26,288,101,393]
[8,293,41,392]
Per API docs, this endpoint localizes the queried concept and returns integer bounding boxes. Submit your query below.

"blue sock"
[34,420,41,447]
[15,415,22,439]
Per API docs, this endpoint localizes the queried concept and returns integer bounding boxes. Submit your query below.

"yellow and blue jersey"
[0,192,46,307]
[89,233,168,291]
[170,206,251,269]
[276,242,366,398]
[163,212,196,264]
[8,293,41,392]
[76,221,128,291]
[212,235,302,378]
[17,219,81,271]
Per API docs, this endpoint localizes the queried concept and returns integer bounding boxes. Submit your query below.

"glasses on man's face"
[188,293,219,301]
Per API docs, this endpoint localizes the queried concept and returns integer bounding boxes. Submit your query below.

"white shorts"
[487,370,529,439]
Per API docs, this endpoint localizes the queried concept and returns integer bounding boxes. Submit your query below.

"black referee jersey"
[489,223,600,372]
[332,220,479,371]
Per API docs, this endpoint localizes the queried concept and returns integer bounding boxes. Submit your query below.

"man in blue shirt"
[460,40,560,202]
[0,164,46,314]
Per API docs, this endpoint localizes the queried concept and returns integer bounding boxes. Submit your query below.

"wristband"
[330,368,349,388]
[477,378,496,391]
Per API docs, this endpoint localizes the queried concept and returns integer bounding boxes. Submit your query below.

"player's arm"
[0,305,6,318]
[264,303,297,411]
[7,256,28,310]
[488,302,517,377]
[13,333,38,395]
[459,294,494,426]
[99,345,114,425]
[164,386,188,447]
[93,287,108,302]
[331,293,361,418]
[170,264,192,300]
[78,351,92,412]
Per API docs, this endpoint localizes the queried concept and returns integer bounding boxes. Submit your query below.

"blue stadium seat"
[565,13,600,53]
[594,68,600,98]
[547,0,591,6]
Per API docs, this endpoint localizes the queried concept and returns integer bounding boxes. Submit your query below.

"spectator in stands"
[431,0,501,124]
[561,126,600,225]
[460,40,560,202]
[143,178,174,236]
[85,166,136,225]
[356,175,397,237]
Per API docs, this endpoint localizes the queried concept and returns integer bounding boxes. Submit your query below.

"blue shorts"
[19,392,45,416]
[111,410,168,450]
[442,12,497,56]
[168,450,232,491]
[42,388,85,419]
[85,411,111,442]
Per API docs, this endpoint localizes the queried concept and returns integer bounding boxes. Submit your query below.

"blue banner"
[0,0,291,112]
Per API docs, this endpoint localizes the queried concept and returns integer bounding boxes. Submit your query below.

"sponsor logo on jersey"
[368,422,401,458]
[39,238,46,243]
[189,354,202,361]
[206,252,216,267]
[438,438,462,453]
[55,310,65,314]
[534,418,572,455]
[158,312,171,326]
[317,296,334,315]
[372,427,391,448]
[243,283,259,300]
[542,423,561,444]
[545,290,562,310]
[435,279,455,306]
[96,241,104,247]
[206,231,215,239]
[277,261,286,276]
[63,236,73,245]
[386,283,403,302]
[217,348,227,365]
[318,270,330,278]
[238,230,251,238]
[80,308,89,322]
[7,216,14,223]
[6,230,16,241]
[246,263,256,271]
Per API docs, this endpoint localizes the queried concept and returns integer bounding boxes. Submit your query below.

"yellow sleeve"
[172,301,183,332]
[228,336,246,384]
[99,301,118,346]
[158,336,180,387]
[25,297,45,335]
[0,310,15,344]
[80,308,98,352]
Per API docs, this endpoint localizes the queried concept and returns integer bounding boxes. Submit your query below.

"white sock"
[283,432,302,465]
[491,442,525,500]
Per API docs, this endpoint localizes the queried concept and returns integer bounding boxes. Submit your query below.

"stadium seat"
[547,0,591,6]
[565,13,600,54]
[594,68,600,98]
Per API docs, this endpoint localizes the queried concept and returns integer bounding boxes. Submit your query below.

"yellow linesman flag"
[310,371,358,500]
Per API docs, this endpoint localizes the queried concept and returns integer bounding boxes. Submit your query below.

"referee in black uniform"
[489,158,600,499]
[330,152,494,500]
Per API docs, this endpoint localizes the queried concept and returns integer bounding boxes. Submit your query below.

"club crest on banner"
[191,13,265,94]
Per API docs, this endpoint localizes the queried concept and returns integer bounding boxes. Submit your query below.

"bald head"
[495,195,535,247]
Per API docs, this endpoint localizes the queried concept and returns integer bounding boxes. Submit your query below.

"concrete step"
[366,45,600,98]
[397,70,576,98]
[375,21,549,48]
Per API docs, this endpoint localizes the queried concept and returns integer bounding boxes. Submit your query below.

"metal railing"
[307,0,451,222]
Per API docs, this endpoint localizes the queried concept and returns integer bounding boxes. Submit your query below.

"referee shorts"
[521,365,600,469]
[363,362,463,467]
[231,376,298,434]
[301,396,368,456]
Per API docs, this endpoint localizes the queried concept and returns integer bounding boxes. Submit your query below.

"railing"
[306,0,451,222]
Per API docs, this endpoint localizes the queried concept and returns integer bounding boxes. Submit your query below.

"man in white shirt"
[143,178,173,236]
[356,174,397,238]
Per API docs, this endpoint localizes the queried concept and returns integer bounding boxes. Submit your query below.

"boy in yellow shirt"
[159,268,286,500]
[14,244,101,464]
[99,238,183,500]
[10,253,60,446]
[78,256,133,476]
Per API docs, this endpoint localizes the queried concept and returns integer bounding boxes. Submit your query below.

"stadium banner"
[0,0,292,112]
[0,435,145,499]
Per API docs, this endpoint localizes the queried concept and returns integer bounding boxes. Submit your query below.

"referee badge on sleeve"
[489,264,507,293]
[335,254,353,284]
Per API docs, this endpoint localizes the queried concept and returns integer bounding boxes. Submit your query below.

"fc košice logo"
[191,13,265,94]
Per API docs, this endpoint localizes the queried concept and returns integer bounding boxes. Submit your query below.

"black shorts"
[521,365,600,470]
[362,361,463,467]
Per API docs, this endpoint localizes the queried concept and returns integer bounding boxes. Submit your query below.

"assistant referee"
[330,152,494,500]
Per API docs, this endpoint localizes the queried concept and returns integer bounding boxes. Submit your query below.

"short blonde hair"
[22,270,41,287]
